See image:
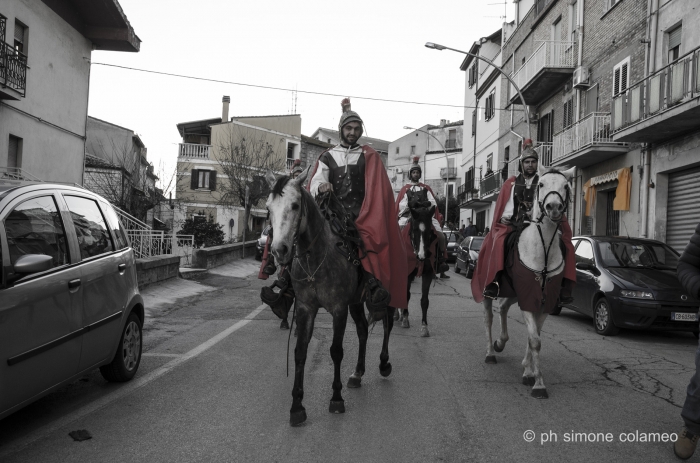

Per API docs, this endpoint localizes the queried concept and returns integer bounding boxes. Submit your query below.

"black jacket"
[677,222,700,299]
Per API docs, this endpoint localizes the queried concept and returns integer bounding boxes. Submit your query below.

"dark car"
[444,230,461,263]
[562,236,699,336]
[455,236,484,278]
[256,226,271,260]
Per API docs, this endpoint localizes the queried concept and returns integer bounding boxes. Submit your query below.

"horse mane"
[272,175,291,198]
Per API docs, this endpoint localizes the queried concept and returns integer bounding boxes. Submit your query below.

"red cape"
[395,183,444,227]
[308,146,408,309]
[471,176,576,303]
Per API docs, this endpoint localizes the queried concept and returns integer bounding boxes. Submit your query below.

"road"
[0,257,697,462]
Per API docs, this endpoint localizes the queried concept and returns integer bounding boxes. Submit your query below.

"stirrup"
[260,279,294,319]
[483,282,499,300]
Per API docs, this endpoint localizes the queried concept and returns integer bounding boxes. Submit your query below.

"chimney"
[440,119,447,127]
[222,95,230,122]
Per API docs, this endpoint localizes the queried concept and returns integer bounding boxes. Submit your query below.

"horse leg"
[483,298,497,364]
[522,311,548,398]
[379,306,395,377]
[290,305,316,426]
[403,272,415,328]
[329,307,348,414]
[281,299,292,330]
[420,272,432,337]
[494,297,515,353]
[347,302,368,388]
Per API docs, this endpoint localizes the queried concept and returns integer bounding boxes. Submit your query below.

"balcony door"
[551,19,562,65]
[538,110,554,143]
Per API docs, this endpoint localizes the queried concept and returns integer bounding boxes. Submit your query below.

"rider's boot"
[260,268,294,319]
[559,279,574,305]
[483,281,500,300]
[365,274,390,321]
[262,254,277,276]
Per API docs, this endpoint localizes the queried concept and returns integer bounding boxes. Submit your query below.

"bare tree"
[214,124,286,234]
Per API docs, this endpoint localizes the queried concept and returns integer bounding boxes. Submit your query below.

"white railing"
[0,167,42,181]
[507,157,520,178]
[511,41,576,98]
[178,143,212,159]
[114,207,151,233]
[536,142,553,167]
[125,229,195,265]
[286,158,296,171]
[552,113,625,162]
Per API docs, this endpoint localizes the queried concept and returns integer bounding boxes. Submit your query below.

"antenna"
[486,1,507,21]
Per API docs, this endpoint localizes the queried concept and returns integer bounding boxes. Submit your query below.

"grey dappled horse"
[265,168,395,426]
[483,164,575,399]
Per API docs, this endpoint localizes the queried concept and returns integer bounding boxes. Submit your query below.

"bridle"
[534,171,571,225]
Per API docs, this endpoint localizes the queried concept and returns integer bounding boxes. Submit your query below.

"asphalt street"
[0,257,697,462]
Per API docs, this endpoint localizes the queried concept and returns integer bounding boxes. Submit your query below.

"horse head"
[535,165,576,223]
[264,167,311,266]
[408,196,436,262]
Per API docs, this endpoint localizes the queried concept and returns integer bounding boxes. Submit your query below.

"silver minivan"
[0,182,144,420]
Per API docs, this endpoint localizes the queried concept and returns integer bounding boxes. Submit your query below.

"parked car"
[455,236,484,278]
[0,182,144,420]
[444,231,461,263]
[561,236,699,336]
[256,226,271,260]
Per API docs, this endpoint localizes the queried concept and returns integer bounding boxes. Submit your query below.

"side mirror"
[14,254,54,275]
[576,262,597,273]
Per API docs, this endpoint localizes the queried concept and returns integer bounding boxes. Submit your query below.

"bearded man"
[471,140,575,303]
[307,98,407,319]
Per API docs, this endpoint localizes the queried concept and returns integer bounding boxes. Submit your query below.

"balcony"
[480,173,503,202]
[286,158,298,171]
[611,46,700,144]
[444,139,457,149]
[458,183,489,208]
[178,143,211,160]
[440,167,457,179]
[510,41,576,106]
[552,113,628,167]
[0,36,28,99]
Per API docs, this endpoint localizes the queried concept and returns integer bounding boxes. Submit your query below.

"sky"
[87,0,515,188]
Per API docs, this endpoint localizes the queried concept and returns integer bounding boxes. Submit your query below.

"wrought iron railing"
[440,167,457,179]
[612,46,700,132]
[178,143,211,159]
[0,14,6,44]
[552,112,626,162]
[445,139,457,149]
[457,183,479,204]
[480,173,502,198]
[1,42,27,97]
[510,41,576,98]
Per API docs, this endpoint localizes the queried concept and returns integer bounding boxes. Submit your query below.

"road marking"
[0,304,267,459]
[142,352,183,358]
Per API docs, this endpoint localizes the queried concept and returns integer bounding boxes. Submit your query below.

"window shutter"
[613,67,621,95]
[210,171,217,191]
[472,110,476,135]
[621,63,628,93]
[14,23,24,43]
[669,26,682,51]
[190,169,198,189]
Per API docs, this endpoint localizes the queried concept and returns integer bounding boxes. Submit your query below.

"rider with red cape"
[471,141,576,304]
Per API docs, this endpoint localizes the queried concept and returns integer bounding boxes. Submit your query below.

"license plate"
[671,312,699,321]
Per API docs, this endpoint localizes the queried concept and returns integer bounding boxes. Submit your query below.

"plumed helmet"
[338,97,364,131]
[520,138,539,162]
[409,156,422,175]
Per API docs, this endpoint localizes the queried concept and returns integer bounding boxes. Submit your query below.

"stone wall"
[135,255,181,289]
[191,241,257,269]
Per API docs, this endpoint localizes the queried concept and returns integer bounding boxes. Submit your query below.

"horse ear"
[265,170,277,189]
[294,166,311,186]
[561,166,576,182]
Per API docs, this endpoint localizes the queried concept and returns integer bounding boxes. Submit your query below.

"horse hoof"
[380,362,392,377]
[493,340,505,353]
[290,409,307,426]
[531,388,549,399]
[420,325,430,337]
[280,320,289,330]
[522,376,536,386]
[401,318,410,329]
[485,355,497,364]
[329,400,345,414]
[347,375,362,388]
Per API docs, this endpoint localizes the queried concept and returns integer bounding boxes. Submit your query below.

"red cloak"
[308,146,408,309]
[395,183,444,227]
[471,176,576,303]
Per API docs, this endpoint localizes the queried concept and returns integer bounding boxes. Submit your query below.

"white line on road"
[0,303,268,460]
[142,352,184,358]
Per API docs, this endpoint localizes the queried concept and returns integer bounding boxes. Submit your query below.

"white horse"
[483,164,575,399]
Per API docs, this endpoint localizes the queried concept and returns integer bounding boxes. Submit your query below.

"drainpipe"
[640,145,652,238]
[640,0,658,238]
[649,0,659,75]
[575,0,584,123]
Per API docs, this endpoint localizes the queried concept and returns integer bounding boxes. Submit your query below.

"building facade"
[0,0,139,185]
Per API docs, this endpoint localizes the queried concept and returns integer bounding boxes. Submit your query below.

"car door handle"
[118,263,126,272]
[68,279,81,289]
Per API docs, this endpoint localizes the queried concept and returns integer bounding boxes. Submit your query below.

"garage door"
[667,165,700,253]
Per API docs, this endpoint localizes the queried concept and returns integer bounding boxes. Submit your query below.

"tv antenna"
[486,1,507,21]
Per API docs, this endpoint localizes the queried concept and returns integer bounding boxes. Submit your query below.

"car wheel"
[593,297,619,336]
[100,312,143,382]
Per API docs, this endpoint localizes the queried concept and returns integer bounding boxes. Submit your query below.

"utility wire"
[92,62,519,112]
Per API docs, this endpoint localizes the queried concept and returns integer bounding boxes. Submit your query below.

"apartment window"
[14,20,27,55]
[447,183,454,197]
[327,138,331,144]
[287,142,297,160]
[518,140,523,156]
[612,57,630,97]
[471,110,477,136]
[8,135,22,171]
[395,147,399,154]
[410,145,416,155]
[486,154,493,174]
[668,25,682,62]
[447,129,457,148]
[504,146,510,163]
[190,169,217,191]
[466,166,475,191]
[485,90,496,121]
[570,1,578,42]
[563,97,575,128]
[468,62,478,88]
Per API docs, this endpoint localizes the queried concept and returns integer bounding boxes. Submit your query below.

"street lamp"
[424,41,532,141]
[403,126,450,229]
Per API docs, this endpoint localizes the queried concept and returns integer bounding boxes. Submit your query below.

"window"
[471,110,477,136]
[410,145,416,155]
[101,203,129,250]
[570,1,578,42]
[613,58,630,97]
[504,146,510,163]
[485,90,496,121]
[190,169,217,191]
[486,154,493,173]
[327,138,331,144]
[64,196,114,259]
[606,0,622,12]
[395,147,399,154]
[563,97,575,128]
[446,129,457,148]
[574,240,594,265]
[13,20,27,55]
[468,62,478,88]
[585,84,599,115]
[518,140,523,156]
[447,184,454,197]
[7,135,22,172]
[286,142,297,160]
[668,25,682,62]
[5,196,69,269]
[466,167,475,191]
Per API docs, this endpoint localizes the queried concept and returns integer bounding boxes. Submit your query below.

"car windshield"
[471,238,484,251]
[596,240,680,270]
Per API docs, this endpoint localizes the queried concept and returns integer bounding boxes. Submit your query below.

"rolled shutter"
[669,26,682,51]
[210,171,217,191]
[191,169,198,189]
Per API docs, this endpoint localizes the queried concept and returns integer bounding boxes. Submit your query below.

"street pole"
[424,42,532,141]
[403,126,450,229]
[243,185,249,258]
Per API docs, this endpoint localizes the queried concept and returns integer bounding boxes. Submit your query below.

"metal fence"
[511,41,576,98]
[1,42,27,97]
[552,113,625,162]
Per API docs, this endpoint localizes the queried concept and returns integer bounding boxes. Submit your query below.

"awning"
[590,169,620,186]
[583,167,632,216]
